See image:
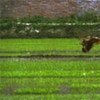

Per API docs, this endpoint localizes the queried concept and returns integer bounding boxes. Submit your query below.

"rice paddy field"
[0,38,100,100]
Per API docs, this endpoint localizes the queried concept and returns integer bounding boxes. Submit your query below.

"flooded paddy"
[0,55,100,61]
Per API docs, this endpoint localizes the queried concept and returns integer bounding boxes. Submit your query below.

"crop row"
[0,39,80,51]
[0,94,100,100]
[0,60,100,71]
[0,59,100,96]
[1,77,100,88]
[0,77,100,95]
[0,39,100,56]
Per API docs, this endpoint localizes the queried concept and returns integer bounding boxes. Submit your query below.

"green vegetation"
[0,15,99,38]
[0,23,99,38]
[0,60,100,92]
[0,39,100,56]
[0,12,99,23]
[0,38,100,99]
[0,39,80,51]
[0,59,100,99]
[1,94,100,100]
[0,5,100,98]
[0,60,100,77]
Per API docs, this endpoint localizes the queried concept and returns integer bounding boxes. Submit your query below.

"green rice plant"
[0,60,100,71]
[0,59,100,97]
[0,94,100,100]
[0,38,100,97]
[0,39,79,51]
[0,39,100,56]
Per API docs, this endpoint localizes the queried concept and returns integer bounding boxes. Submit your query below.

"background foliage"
[0,11,100,38]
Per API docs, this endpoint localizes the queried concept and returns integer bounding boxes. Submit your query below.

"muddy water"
[0,55,100,61]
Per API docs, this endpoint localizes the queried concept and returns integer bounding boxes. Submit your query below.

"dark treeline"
[0,14,100,38]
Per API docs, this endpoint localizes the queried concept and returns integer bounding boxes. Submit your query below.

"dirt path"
[0,55,100,61]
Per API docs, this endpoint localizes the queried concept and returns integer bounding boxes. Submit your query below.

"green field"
[0,39,100,56]
[0,39,100,100]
